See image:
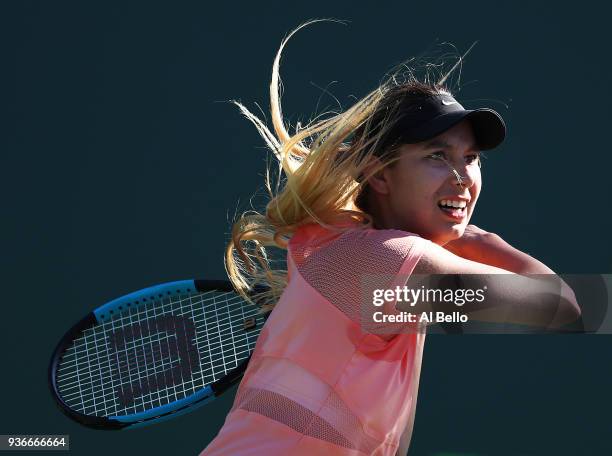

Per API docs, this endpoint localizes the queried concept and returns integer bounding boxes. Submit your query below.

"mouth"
[437,198,468,221]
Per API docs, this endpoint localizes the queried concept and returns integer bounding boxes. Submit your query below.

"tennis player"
[200,22,581,456]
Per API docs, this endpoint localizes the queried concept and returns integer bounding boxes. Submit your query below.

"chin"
[402,218,465,244]
[450,223,466,238]
[430,224,465,245]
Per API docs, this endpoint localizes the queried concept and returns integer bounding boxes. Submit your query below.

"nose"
[444,160,476,189]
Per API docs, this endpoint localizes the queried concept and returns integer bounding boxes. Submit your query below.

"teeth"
[440,199,467,208]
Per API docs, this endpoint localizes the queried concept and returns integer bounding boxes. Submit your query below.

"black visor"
[381,93,506,152]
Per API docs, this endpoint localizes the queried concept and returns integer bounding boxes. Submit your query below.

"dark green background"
[2,1,611,455]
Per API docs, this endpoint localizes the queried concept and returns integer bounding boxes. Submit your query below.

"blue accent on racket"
[48,279,268,430]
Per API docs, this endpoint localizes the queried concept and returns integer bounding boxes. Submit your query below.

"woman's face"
[369,119,481,245]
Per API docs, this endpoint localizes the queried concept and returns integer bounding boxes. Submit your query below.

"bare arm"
[394,227,580,456]
[402,226,581,329]
[442,225,555,274]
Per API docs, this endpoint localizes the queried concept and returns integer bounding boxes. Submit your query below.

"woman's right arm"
[404,226,581,329]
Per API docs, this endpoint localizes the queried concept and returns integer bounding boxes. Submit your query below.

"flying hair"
[224,19,471,311]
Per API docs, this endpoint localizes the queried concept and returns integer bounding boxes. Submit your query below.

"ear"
[362,157,391,196]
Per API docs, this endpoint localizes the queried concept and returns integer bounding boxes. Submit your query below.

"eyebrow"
[421,139,478,152]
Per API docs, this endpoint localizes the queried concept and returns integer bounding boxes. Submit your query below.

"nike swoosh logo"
[441,100,458,106]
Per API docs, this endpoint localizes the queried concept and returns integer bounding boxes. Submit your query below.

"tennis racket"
[48,279,268,430]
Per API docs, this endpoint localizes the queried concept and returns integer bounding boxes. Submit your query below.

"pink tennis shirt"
[200,223,429,455]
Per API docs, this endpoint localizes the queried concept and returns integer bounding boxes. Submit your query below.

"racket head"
[48,279,266,430]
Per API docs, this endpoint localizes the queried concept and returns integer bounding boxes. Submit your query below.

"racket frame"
[48,279,264,430]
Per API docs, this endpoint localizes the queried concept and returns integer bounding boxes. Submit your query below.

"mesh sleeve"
[289,227,427,329]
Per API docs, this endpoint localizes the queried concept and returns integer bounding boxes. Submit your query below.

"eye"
[427,151,445,160]
[465,153,481,164]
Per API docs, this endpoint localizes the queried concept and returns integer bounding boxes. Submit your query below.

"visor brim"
[401,108,506,151]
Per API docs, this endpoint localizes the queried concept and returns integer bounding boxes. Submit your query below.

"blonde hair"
[225,20,465,311]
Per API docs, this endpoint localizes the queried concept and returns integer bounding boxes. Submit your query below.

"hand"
[442,224,492,259]
[443,225,555,274]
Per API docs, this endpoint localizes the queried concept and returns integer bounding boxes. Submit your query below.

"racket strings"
[56,331,257,387]
[56,293,254,367]
[56,300,256,414]
[56,335,256,390]
[57,310,253,386]
[56,292,255,378]
[57,337,259,411]
[56,332,257,398]
[58,290,248,349]
[55,289,263,417]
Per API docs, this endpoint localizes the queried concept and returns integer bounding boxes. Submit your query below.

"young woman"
[200,22,581,456]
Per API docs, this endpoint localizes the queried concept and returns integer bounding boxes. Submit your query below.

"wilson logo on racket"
[109,315,200,408]
[48,279,269,430]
